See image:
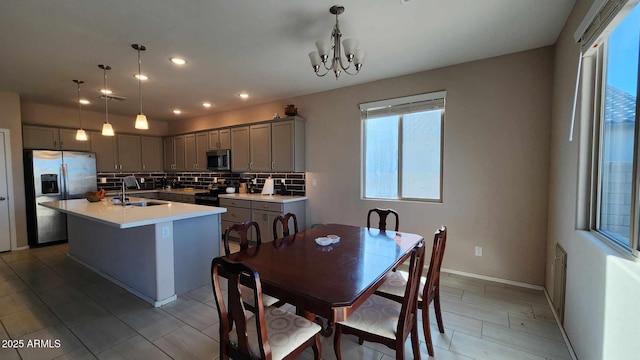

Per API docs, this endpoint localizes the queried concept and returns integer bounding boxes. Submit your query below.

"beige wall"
[0,92,27,248]
[21,102,169,136]
[175,47,555,285]
[547,0,640,359]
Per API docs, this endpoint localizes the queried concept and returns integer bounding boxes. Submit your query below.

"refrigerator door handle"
[61,164,69,199]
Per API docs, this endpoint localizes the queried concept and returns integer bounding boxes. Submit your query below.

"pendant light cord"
[104,67,109,124]
[76,80,82,129]
[137,47,143,114]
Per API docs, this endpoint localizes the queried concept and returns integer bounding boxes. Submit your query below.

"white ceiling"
[0,0,575,122]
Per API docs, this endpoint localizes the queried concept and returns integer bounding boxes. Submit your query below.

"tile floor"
[0,243,572,360]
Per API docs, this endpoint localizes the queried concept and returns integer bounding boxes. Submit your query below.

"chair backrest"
[396,241,426,335]
[367,208,399,232]
[223,221,261,256]
[211,257,271,359]
[272,212,299,240]
[423,226,448,304]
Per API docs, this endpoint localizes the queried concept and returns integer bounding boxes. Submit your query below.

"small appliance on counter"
[261,177,275,195]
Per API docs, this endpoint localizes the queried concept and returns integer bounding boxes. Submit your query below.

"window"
[360,91,445,202]
[582,1,640,252]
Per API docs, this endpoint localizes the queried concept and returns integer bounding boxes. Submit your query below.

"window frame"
[585,2,640,257]
[360,92,445,203]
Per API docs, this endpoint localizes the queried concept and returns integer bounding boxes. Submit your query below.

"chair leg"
[434,290,445,333]
[333,324,343,360]
[422,303,434,357]
[358,338,364,345]
[312,333,322,360]
[411,315,421,360]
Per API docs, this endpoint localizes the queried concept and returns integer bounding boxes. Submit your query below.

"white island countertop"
[40,197,227,229]
[219,193,307,203]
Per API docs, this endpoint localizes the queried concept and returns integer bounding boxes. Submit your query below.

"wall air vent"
[99,94,127,102]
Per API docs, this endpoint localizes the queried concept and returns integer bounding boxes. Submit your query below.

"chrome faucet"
[121,181,127,205]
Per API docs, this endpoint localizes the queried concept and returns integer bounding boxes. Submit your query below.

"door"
[32,150,66,244]
[271,120,294,171]
[117,134,142,171]
[141,136,163,171]
[0,131,12,251]
[22,125,59,149]
[249,123,271,171]
[196,132,208,170]
[90,131,117,171]
[231,126,250,172]
[184,134,196,170]
[59,129,90,151]
[63,151,97,199]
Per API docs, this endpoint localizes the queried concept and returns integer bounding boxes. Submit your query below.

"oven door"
[206,150,230,171]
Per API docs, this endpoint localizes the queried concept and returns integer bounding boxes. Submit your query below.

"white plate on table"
[315,235,340,246]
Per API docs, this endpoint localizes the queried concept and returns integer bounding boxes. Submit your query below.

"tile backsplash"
[97,172,306,196]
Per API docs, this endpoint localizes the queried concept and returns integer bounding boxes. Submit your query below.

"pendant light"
[99,64,115,136]
[73,80,88,141]
[132,44,149,130]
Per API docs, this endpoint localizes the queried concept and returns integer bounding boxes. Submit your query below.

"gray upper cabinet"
[271,118,305,172]
[184,134,196,170]
[208,128,231,150]
[231,126,250,172]
[174,135,186,171]
[59,129,91,151]
[196,132,208,170]
[250,123,272,172]
[23,125,90,151]
[90,131,117,172]
[164,137,175,171]
[117,134,142,172]
[184,132,208,170]
[219,129,231,149]
[141,136,163,172]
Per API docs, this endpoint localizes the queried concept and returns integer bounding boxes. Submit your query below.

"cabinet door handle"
[249,162,253,170]
[0,197,6,201]
[263,205,268,208]
[114,164,118,170]
[271,162,275,170]
[119,165,123,170]
[143,164,146,170]
[54,140,57,148]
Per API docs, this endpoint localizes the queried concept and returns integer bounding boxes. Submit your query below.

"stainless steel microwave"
[206,149,231,171]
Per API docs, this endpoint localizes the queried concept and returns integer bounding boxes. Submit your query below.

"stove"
[194,191,221,206]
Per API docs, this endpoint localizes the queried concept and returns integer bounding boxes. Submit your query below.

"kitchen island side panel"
[66,215,168,301]
[172,214,220,294]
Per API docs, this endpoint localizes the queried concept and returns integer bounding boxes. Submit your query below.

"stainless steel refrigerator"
[24,150,97,246]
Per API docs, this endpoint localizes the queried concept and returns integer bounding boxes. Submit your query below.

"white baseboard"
[13,245,30,251]
[441,268,544,290]
[542,289,578,360]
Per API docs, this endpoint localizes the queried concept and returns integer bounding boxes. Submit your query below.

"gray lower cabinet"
[220,198,306,243]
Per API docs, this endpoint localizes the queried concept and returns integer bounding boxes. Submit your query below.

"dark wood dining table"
[224,223,424,331]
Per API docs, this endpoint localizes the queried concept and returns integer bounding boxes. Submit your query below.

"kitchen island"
[40,198,226,307]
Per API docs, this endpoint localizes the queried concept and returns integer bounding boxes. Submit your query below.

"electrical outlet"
[280,179,285,184]
[100,177,107,184]
[475,246,482,256]
[194,177,198,182]
[177,176,180,181]
[312,179,317,187]
[162,227,170,239]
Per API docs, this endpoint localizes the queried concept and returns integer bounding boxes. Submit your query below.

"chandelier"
[308,5,365,79]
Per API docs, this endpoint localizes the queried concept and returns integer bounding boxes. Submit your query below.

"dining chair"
[333,241,426,360]
[223,221,281,310]
[272,212,299,240]
[375,226,448,356]
[211,257,322,360]
[367,208,399,232]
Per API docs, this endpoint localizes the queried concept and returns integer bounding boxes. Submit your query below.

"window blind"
[359,91,446,119]
[574,0,637,52]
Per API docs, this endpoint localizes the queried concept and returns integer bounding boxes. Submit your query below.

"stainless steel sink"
[127,201,166,207]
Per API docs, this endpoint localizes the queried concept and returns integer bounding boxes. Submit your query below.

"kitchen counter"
[40,197,225,229]
[106,188,200,197]
[219,193,307,203]
[40,197,225,307]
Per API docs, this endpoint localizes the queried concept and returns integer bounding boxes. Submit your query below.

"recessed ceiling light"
[202,102,212,108]
[79,99,90,105]
[100,89,112,94]
[173,109,182,114]
[239,93,249,99]
[134,74,148,81]
[170,57,186,65]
